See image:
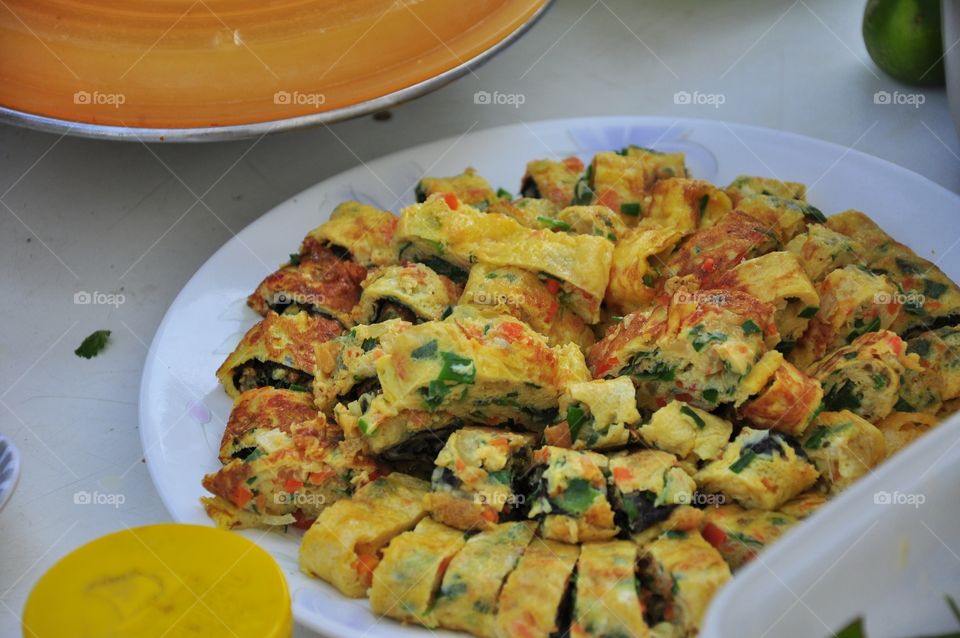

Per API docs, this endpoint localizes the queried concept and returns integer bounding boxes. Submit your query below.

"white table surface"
[0,0,957,635]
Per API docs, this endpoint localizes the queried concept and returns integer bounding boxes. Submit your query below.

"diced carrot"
[480,508,499,523]
[545,300,559,323]
[233,485,253,508]
[702,522,727,548]
[292,509,315,530]
[594,357,620,377]
[702,257,716,273]
[309,470,334,485]
[284,478,304,493]
[562,156,585,173]
[354,550,380,585]
[545,278,561,295]
[500,322,525,341]
[443,193,459,210]
[612,467,633,482]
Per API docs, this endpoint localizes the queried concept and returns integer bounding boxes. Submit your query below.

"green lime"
[863,0,945,85]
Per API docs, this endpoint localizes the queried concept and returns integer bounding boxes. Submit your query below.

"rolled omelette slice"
[642,177,732,236]
[701,504,799,569]
[520,156,585,207]
[789,264,902,369]
[373,310,587,428]
[784,223,866,282]
[460,263,595,351]
[695,427,819,510]
[334,392,462,458]
[216,311,342,400]
[495,537,580,638]
[570,541,649,638]
[639,400,732,463]
[589,146,687,215]
[826,210,960,337]
[425,427,536,532]
[712,251,820,344]
[217,387,318,463]
[202,417,380,530]
[527,446,618,543]
[300,201,398,267]
[801,410,886,494]
[312,319,412,413]
[587,286,776,411]
[545,376,641,450]
[487,196,562,229]
[247,254,367,327]
[355,263,461,324]
[432,521,537,638]
[734,351,823,437]
[639,530,731,636]
[395,194,614,322]
[369,517,467,628]
[416,168,496,208]
[809,330,918,423]
[604,223,684,315]
[608,450,699,545]
[299,473,430,598]
[725,175,807,206]
[734,194,825,242]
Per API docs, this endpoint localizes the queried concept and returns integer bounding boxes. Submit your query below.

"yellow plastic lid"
[22,524,292,638]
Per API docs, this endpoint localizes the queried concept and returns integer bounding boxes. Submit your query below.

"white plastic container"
[701,416,960,638]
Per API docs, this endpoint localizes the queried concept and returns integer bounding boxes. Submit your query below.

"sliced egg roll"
[827,210,960,337]
[425,427,536,531]
[495,537,579,638]
[334,392,462,457]
[460,263,595,351]
[897,325,960,414]
[589,146,686,216]
[712,251,820,344]
[609,450,700,544]
[521,156,585,206]
[571,541,649,638]
[801,410,886,493]
[416,167,496,208]
[639,530,732,635]
[734,194,825,242]
[809,330,919,422]
[299,473,430,597]
[395,195,614,322]
[355,263,461,324]
[247,255,366,327]
[312,319,411,413]
[541,204,628,241]
[544,376,641,450]
[874,410,939,456]
[643,177,732,235]
[373,312,583,428]
[701,505,798,569]
[785,223,866,282]
[735,351,823,436]
[216,311,342,399]
[665,211,783,284]
[369,517,467,627]
[487,196,562,229]
[695,427,819,510]
[605,224,683,314]
[527,446,618,543]
[300,201,397,267]
[433,521,537,638]
[778,490,828,519]
[725,175,806,206]
[639,400,733,462]
[217,387,318,463]
[789,264,901,368]
[587,286,775,410]
[202,416,380,530]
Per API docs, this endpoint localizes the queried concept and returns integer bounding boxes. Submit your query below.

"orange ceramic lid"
[0,0,550,136]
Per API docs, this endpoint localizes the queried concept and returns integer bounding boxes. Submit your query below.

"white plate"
[139,116,960,638]
[0,434,20,513]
